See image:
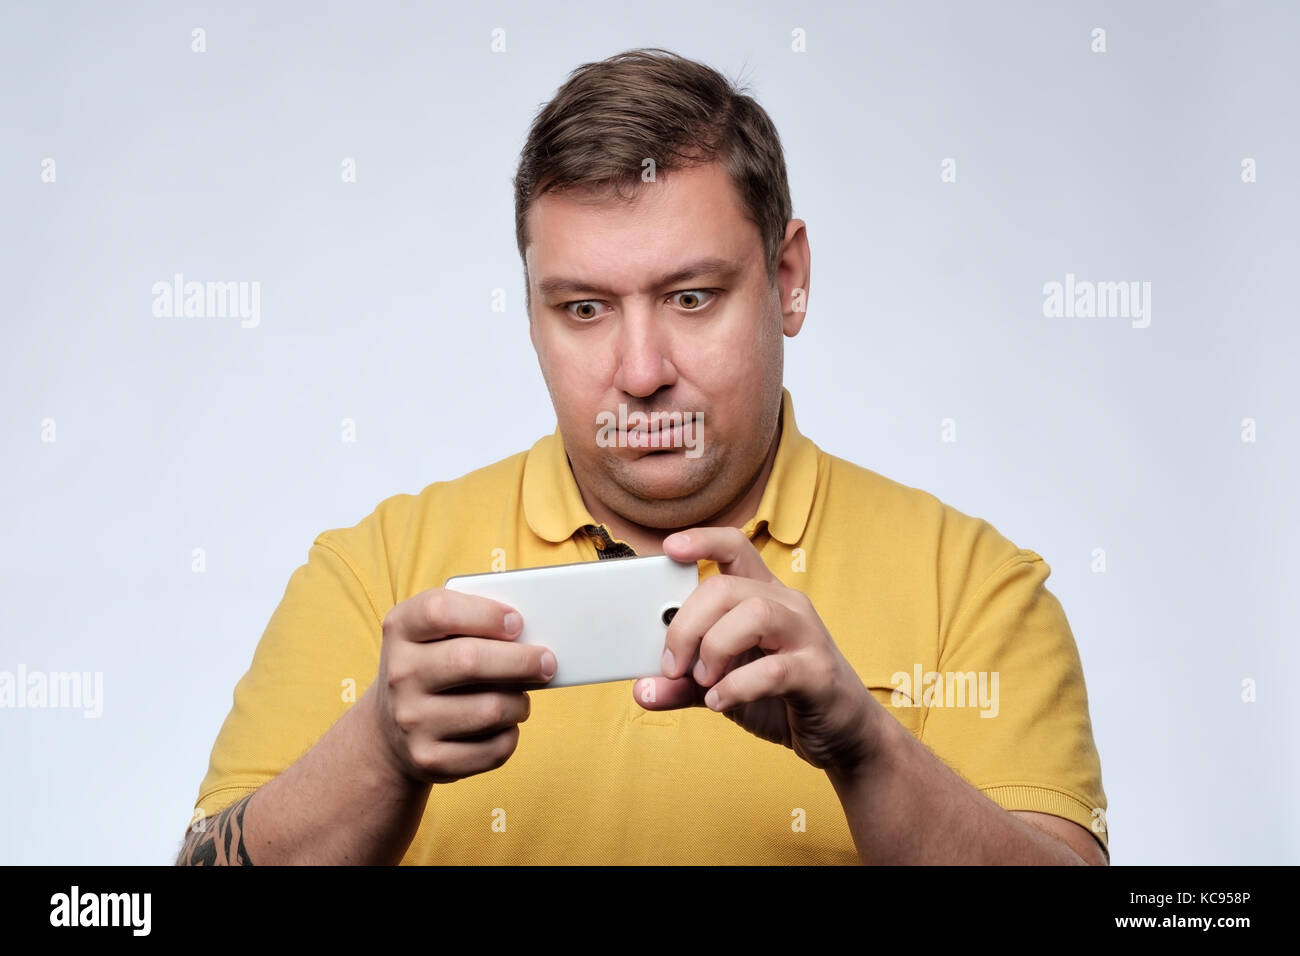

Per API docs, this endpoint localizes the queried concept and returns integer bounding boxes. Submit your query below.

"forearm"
[176,688,430,865]
[827,708,1088,865]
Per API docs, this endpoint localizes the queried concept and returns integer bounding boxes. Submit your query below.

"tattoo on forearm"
[177,793,256,866]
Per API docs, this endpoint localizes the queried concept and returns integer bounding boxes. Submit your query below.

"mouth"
[623,422,685,450]
[594,404,704,457]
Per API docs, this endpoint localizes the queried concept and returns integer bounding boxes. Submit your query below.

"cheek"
[535,333,589,395]
[546,327,620,378]
[681,323,746,379]
[715,297,779,357]
[688,328,770,389]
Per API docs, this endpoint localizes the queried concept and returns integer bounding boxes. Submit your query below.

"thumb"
[632,674,707,711]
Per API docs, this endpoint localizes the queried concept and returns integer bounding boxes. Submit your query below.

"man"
[178,47,1107,865]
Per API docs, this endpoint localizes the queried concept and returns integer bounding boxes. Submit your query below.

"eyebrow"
[535,256,743,299]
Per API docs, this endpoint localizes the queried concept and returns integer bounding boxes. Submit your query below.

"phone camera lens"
[661,606,678,627]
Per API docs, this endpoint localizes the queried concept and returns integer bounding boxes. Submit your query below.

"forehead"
[524,161,761,291]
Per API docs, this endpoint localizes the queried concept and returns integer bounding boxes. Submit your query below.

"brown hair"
[513,47,793,306]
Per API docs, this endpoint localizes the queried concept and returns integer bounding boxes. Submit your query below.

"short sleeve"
[192,535,385,819]
[919,549,1109,854]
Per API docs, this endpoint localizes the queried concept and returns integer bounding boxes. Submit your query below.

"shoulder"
[821,451,1030,559]
[308,447,533,604]
[320,449,528,546]
[816,450,1040,603]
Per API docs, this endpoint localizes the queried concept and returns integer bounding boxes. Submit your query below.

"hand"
[363,588,556,786]
[635,527,885,776]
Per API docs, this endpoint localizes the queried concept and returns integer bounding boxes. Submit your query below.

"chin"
[609,450,716,504]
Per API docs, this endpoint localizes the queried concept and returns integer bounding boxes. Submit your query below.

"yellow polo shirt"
[192,388,1108,864]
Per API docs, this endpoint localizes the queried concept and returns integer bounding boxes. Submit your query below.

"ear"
[776,219,810,337]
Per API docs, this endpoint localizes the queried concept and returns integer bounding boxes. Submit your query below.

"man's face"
[524,160,804,531]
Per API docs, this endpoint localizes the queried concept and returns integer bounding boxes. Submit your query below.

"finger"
[631,675,707,712]
[384,588,523,644]
[660,574,774,680]
[693,597,801,689]
[409,635,557,692]
[425,690,531,741]
[412,725,521,782]
[703,652,797,712]
[662,527,776,583]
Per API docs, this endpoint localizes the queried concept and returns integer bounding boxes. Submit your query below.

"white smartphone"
[443,554,699,689]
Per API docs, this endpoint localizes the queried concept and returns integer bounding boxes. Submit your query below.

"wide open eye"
[671,290,716,311]
[564,300,608,321]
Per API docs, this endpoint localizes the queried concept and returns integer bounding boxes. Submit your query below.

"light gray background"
[2,0,1295,864]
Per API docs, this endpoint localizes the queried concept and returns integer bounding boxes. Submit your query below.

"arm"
[176,686,430,865]
[639,527,1109,866]
[826,704,1108,865]
[179,585,553,865]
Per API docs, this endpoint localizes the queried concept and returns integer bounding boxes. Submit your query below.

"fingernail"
[504,611,522,635]
[661,648,675,676]
[540,651,556,679]
[705,688,721,710]
[665,532,690,548]
[694,658,707,683]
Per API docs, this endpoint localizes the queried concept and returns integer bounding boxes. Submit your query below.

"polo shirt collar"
[522,387,818,546]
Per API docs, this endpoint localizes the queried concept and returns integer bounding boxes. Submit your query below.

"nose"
[611,306,677,399]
